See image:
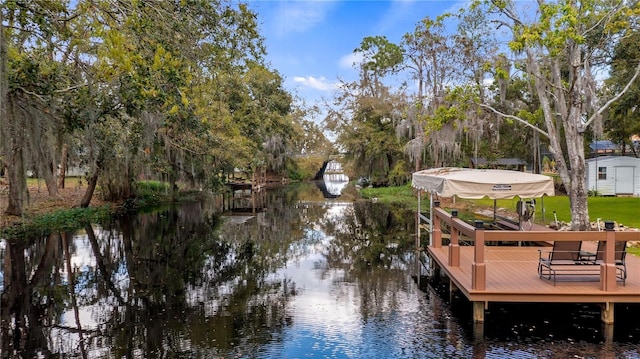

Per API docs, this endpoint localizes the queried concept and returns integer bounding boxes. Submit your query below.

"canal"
[2,182,640,358]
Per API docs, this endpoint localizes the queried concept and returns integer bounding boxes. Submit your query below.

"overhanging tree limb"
[584,62,640,128]
[479,103,550,138]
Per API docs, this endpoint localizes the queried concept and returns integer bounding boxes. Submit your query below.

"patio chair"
[538,241,583,283]
[592,240,627,285]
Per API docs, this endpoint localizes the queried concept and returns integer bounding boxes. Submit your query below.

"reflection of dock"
[221,214,254,224]
[221,188,266,214]
[228,182,255,190]
[223,168,268,214]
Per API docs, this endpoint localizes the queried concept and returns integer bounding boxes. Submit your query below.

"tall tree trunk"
[527,51,590,230]
[3,99,28,215]
[2,13,29,215]
[80,169,99,208]
[39,157,59,198]
[565,93,590,230]
[1,10,27,216]
[81,159,102,208]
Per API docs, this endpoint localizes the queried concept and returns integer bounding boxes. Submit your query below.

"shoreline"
[0,183,112,230]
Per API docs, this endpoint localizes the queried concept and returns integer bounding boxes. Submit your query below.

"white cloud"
[274,1,336,36]
[293,76,338,91]
[339,52,363,70]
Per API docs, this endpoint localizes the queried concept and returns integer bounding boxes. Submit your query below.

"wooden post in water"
[600,221,617,326]
[471,221,486,324]
[601,302,614,325]
[602,321,614,345]
[473,301,485,323]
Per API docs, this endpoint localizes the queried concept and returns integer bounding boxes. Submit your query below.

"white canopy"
[412,167,555,199]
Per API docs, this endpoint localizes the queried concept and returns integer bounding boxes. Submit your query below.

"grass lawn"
[468,196,640,228]
[360,184,640,228]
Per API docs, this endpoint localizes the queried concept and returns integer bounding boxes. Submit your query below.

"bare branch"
[491,0,522,27]
[479,103,550,138]
[54,84,86,93]
[584,62,640,128]
[16,86,48,103]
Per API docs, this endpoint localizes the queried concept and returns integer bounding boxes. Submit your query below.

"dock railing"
[429,205,640,292]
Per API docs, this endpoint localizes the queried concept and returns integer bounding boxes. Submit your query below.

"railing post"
[472,220,486,291]
[601,220,617,291]
[432,202,442,249]
[449,210,460,267]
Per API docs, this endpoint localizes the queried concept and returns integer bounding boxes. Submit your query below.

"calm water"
[2,182,640,358]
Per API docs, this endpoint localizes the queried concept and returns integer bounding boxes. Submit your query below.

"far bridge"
[314,159,347,180]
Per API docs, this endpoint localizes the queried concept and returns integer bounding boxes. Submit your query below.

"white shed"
[585,156,640,196]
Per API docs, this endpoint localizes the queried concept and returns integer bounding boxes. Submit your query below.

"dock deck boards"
[429,244,640,303]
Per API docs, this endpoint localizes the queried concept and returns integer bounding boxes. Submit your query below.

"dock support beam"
[602,323,614,345]
[473,301,485,323]
[601,302,614,325]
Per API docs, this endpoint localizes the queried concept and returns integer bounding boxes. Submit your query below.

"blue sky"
[248,1,461,112]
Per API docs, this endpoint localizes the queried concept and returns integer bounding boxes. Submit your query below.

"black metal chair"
[538,241,583,283]
[593,240,627,285]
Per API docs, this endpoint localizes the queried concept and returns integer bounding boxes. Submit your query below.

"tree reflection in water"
[0,186,316,358]
[3,183,640,358]
[0,182,415,358]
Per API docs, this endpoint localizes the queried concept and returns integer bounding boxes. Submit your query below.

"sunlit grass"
[360,185,640,228]
[628,246,640,256]
[359,184,420,210]
[467,196,640,228]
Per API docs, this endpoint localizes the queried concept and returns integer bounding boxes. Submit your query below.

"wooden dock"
[424,206,640,327]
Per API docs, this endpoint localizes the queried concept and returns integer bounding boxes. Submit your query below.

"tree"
[326,37,409,185]
[291,103,333,155]
[2,0,299,212]
[398,15,459,170]
[606,29,640,156]
[73,0,281,201]
[1,0,75,215]
[477,0,640,230]
[232,63,295,175]
[0,7,12,211]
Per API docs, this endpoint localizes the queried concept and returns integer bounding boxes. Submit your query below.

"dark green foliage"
[1,206,111,238]
[606,30,640,155]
